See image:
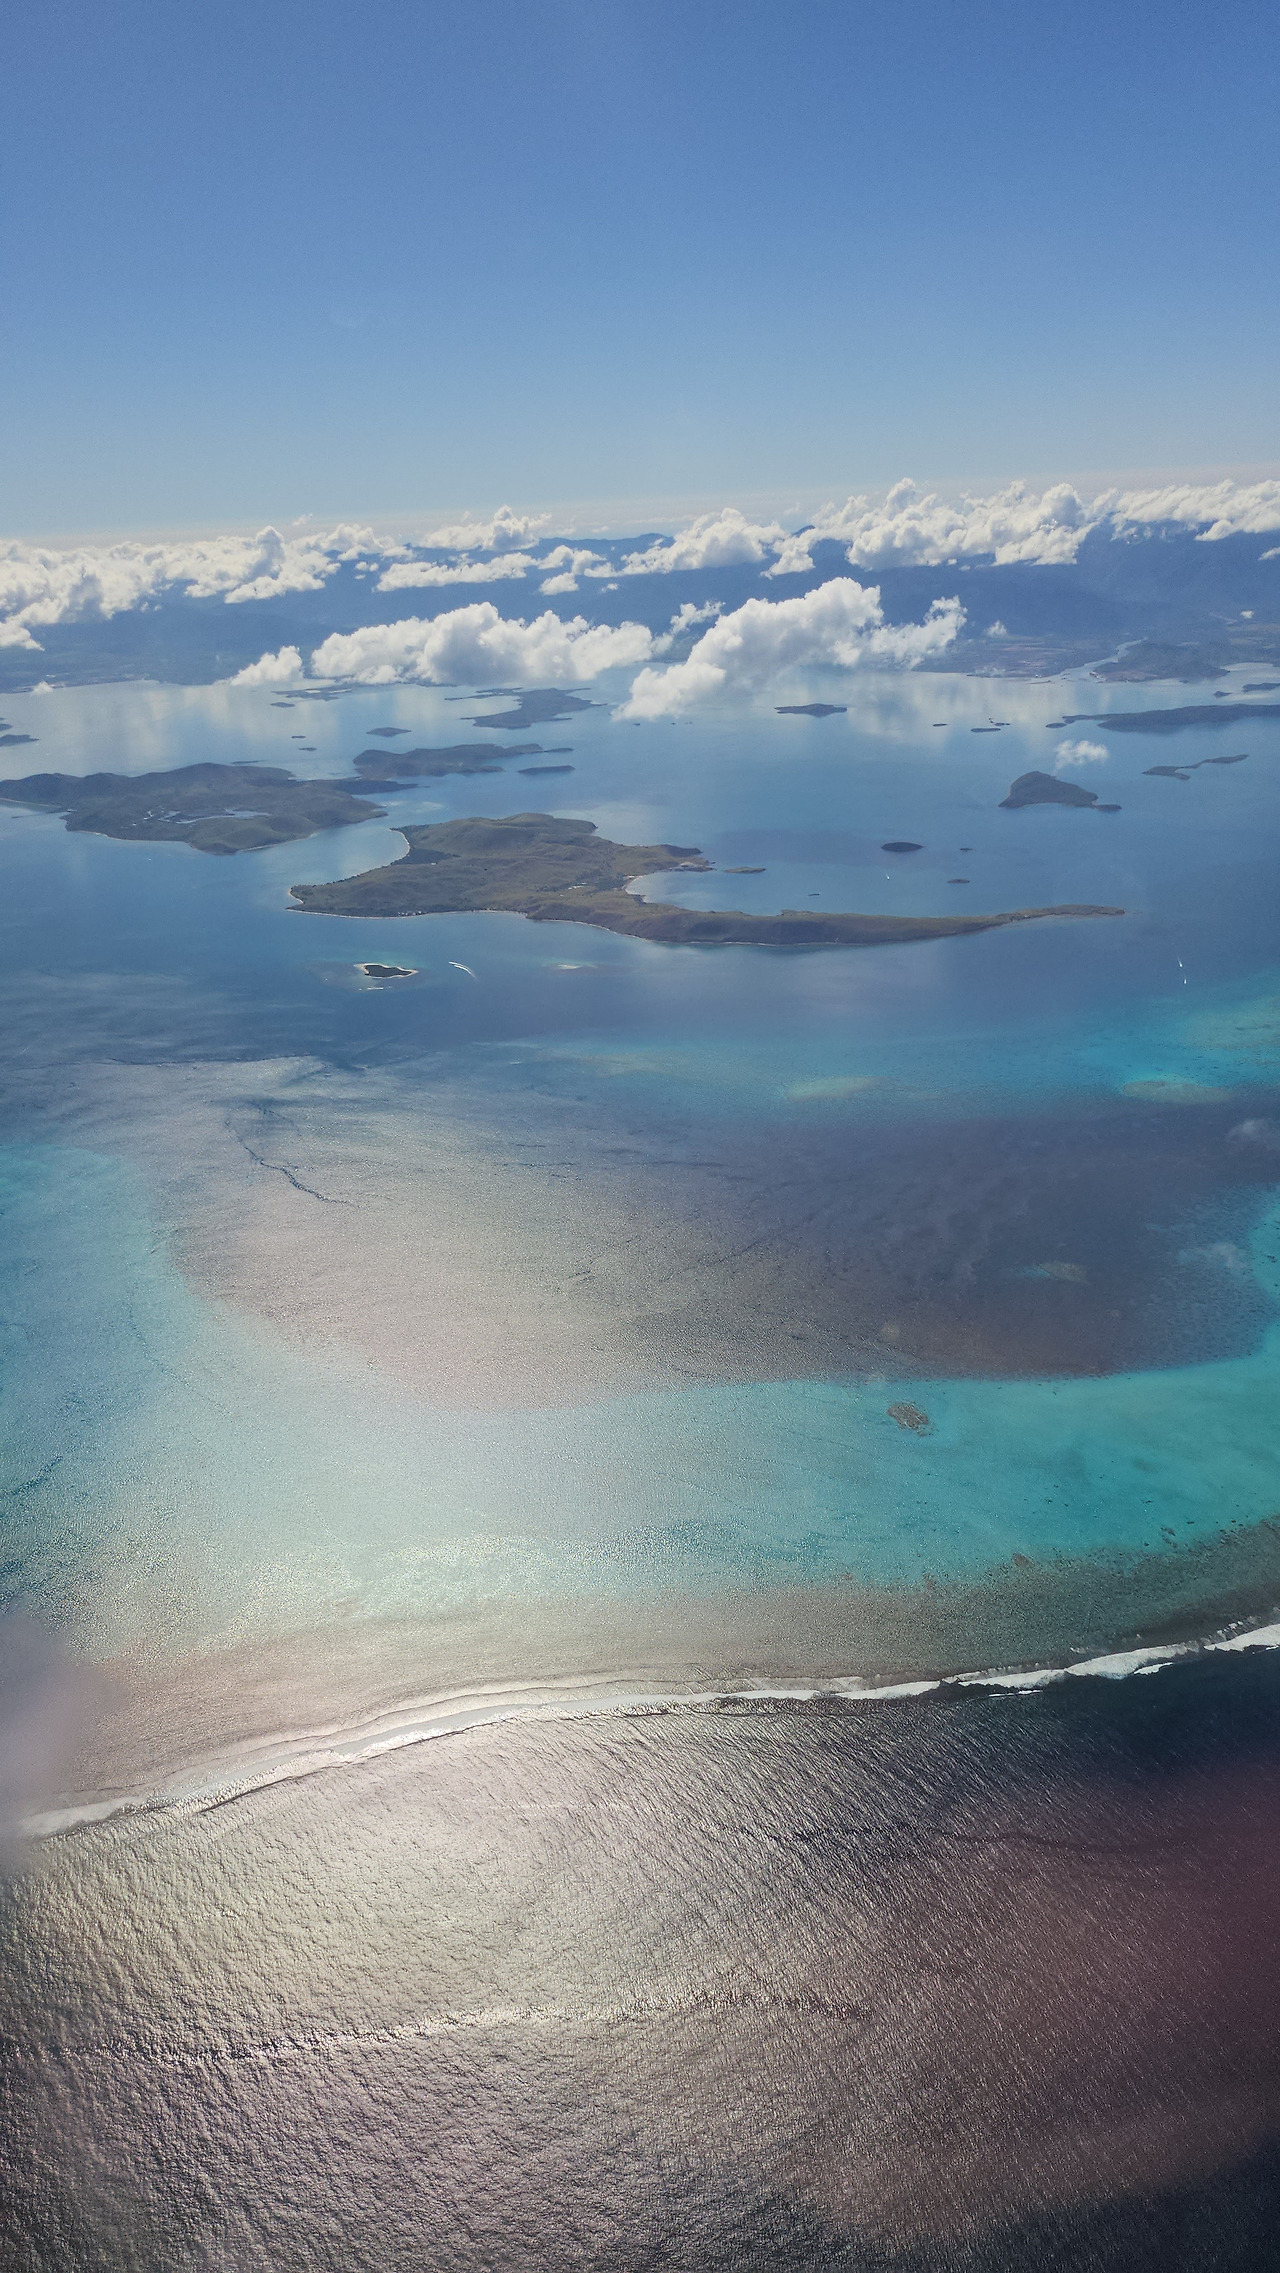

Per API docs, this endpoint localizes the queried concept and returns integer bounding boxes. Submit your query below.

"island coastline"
[289,811,1123,948]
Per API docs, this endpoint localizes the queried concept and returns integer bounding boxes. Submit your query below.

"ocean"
[2,662,1279,2265]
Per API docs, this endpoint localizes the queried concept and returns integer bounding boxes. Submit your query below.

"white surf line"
[22,1617,1280,1842]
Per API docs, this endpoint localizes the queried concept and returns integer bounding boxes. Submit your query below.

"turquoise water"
[3,1140,1278,1653]
[2,667,1279,1752]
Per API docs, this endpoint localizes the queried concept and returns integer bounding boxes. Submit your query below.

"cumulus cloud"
[1106,477,1280,543]
[0,522,391,645]
[1053,737,1110,771]
[764,479,1094,575]
[308,602,654,687]
[764,528,825,577]
[538,545,613,593]
[229,644,306,686]
[416,505,550,553]
[233,583,958,701]
[6,476,1278,652]
[619,578,963,717]
[377,553,540,591]
[651,599,724,653]
[763,475,1280,574]
[619,507,786,576]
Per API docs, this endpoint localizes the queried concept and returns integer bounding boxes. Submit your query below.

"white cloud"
[0,522,395,642]
[650,600,724,652]
[308,602,655,687]
[416,505,550,553]
[229,644,306,686]
[619,578,963,717]
[765,529,826,577]
[767,479,1093,574]
[619,508,786,576]
[763,474,1280,574]
[5,476,1278,652]
[231,583,958,703]
[1106,477,1280,542]
[1053,738,1109,770]
[538,545,613,593]
[377,553,540,591]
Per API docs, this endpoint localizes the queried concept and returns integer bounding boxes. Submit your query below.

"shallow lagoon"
[2,663,1279,1800]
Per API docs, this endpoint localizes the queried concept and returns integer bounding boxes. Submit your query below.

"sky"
[4,0,1278,535]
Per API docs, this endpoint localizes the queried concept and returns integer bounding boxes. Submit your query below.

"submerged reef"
[0,762,384,853]
[290,811,1124,947]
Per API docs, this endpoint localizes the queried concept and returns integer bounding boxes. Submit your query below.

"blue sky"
[5,0,1278,534]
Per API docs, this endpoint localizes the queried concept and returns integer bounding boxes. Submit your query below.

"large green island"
[289,813,1124,947]
[0,762,385,853]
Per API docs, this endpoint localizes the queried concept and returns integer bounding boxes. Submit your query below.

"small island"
[1059,702,1280,734]
[1144,754,1247,781]
[289,812,1124,948]
[463,688,598,730]
[350,742,539,777]
[1000,771,1110,810]
[882,840,923,853]
[0,762,385,854]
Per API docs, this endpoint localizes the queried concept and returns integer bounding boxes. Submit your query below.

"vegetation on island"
[0,762,384,854]
[1059,702,1280,734]
[1000,771,1107,809]
[289,811,1124,947]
